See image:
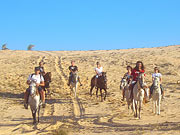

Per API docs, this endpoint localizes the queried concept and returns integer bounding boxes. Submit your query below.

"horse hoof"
[33,121,37,125]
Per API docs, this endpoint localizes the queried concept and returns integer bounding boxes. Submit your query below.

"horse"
[42,72,52,96]
[120,76,132,110]
[152,76,161,115]
[90,72,107,102]
[28,79,41,124]
[132,73,145,119]
[70,72,79,97]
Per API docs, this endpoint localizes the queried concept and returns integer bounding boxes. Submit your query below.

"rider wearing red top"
[131,68,145,81]
[130,61,145,100]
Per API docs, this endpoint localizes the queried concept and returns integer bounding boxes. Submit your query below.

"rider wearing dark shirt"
[68,61,82,86]
[69,65,78,73]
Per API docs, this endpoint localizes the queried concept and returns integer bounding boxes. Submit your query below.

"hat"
[35,67,40,71]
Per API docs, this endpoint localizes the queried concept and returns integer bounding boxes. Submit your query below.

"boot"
[24,91,29,109]
[68,76,71,86]
[122,89,125,101]
[78,77,83,86]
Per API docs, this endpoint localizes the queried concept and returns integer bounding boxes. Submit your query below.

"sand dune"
[0,45,180,135]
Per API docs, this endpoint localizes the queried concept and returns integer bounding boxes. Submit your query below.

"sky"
[0,0,180,51]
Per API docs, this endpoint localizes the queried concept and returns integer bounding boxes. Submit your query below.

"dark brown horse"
[90,72,107,101]
[42,72,52,96]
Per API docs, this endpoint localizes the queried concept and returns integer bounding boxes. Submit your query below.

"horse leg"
[132,99,136,117]
[156,100,158,114]
[139,101,142,119]
[44,88,48,97]
[96,88,99,98]
[152,100,154,113]
[145,88,149,101]
[32,110,36,124]
[90,86,94,96]
[104,89,107,101]
[74,85,76,97]
[38,106,40,123]
[157,99,160,115]
[135,101,138,118]
[34,110,37,124]
[100,89,103,102]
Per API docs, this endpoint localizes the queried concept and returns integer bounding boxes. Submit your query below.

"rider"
[38,61,45,76]
[68,60,82,86]
[150,67,164,99]
[122,65,132,101]
[129,61,146,100]
[24,67,45,109]
[95,62,103,87]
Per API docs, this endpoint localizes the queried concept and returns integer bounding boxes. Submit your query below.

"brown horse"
[90,72,107,101]
[42,72,52,96]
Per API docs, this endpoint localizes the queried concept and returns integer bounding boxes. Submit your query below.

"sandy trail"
[0,46,180,135]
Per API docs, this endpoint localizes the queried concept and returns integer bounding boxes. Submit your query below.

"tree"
[2,44,9,50]
[27,44,35,50]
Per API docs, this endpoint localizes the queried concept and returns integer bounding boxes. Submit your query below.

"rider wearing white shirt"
[27,73,44,86]
[150,67,164,99]
[95,66,103,78]
[152,72,162,79]
[24,67,45,109]
[95,62,103,86]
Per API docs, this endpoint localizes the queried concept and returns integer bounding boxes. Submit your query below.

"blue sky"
[0,0,180,51]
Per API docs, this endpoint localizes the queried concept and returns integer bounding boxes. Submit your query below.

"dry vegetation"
[0,45,180,135]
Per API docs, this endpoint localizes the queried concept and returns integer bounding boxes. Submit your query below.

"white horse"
[152,77,161,115]
[120,77,132,110]
[70,72,79,97]
[28,80,41,124]
[132,73,145,119]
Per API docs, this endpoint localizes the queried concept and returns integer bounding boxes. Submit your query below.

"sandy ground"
[0,45,180,135]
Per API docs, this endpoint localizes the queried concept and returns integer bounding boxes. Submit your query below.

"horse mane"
[36,89,39,95]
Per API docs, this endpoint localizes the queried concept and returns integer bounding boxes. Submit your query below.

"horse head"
[44,72,52,82]
[99,72,107,89]
[29,79,38,97]
[137,73,146,89]
[153,77,160,89]
[71,72,79,83]
[120,76,128,90]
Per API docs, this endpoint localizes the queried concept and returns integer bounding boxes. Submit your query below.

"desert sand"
[0,45,180,135]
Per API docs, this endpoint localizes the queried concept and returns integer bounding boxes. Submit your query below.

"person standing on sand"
[150,67,165,99]
[68,60,82,86]
[122,65,132,101]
